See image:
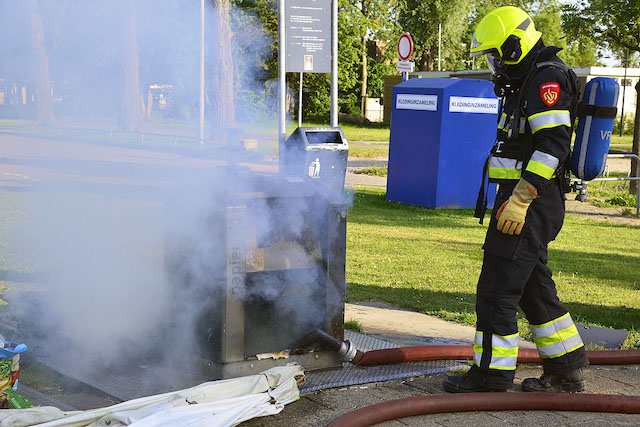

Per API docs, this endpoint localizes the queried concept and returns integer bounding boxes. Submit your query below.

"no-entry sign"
[397,33,414,62]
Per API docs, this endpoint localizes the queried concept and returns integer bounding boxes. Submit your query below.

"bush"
[606,192,637,207]
[613,114,635,136]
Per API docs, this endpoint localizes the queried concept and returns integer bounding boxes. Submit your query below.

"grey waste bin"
[281,127,349,195]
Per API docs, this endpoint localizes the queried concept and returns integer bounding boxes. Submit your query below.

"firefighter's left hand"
[496,179,538,235]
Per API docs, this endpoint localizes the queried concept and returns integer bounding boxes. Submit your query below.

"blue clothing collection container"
[387,78,498,208]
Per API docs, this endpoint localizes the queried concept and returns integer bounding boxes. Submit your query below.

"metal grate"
[299,331,468,394]
[31,331,468,402]
[18,384,78,412]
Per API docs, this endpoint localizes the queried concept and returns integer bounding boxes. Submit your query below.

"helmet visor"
[484,50,503,74]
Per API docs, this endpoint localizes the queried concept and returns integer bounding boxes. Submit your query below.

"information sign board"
[286,0,332,73]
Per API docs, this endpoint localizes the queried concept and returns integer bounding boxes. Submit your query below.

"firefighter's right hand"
[496,179,538,235]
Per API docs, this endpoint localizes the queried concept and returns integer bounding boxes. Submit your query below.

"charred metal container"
[165,171,347,379]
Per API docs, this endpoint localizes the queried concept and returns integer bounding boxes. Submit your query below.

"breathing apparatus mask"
[483,50,515,98]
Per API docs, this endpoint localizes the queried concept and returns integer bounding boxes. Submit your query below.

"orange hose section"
[352,345,640,366]
[327,393,640,427]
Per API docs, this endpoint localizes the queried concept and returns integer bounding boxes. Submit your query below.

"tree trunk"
[210,0,236,141]
[631,82,640,194]
[360,36,368,117]
[146,89,153,119]
[121,0,143,131]
[26,0,54,125]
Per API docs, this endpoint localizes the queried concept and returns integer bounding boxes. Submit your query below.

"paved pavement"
[244,302,640,426]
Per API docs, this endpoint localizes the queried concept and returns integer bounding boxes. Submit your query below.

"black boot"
[442,372,509,393]
[521,368,585,392]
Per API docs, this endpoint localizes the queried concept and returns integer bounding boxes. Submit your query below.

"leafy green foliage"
[398,0,474,71]
[355,166,388,176]
[344,319,364,333]
[563,0,640,53]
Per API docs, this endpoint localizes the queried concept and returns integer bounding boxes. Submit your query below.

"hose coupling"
[337,339,358,362]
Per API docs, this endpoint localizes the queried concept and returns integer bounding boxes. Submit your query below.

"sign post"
[279,0,335,165]
[397,33,414,82]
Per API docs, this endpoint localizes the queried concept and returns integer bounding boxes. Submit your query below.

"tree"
[340,0,399,116]
[564,0,640,193]
[26,0,55,125]
[399,0,474,72]
[120,0,144,131]
[210,0,236,140]
[531,0,598,67]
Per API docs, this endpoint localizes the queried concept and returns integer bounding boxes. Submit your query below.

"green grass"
[349,145,389,159]
[609,134,633,152]
[346,187,640,348]
[355,166,388,177]
[297,121,390,142]
[344,319,364,333]
[581,174,638,214]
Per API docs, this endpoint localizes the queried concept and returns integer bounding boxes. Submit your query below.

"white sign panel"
[449,96,499,114]
[286,0,331,73]
[396,61,414,72]
[396,94,438,111]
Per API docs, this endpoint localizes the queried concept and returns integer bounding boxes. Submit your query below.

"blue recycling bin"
[387,78,498,209]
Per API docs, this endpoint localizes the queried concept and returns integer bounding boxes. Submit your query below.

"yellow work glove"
[496,179,538,235]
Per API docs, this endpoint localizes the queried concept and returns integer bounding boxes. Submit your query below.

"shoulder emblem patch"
[540,82,560,106]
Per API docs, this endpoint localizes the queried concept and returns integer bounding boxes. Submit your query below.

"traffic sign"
[396,61,415,72]
[397,33,414,62]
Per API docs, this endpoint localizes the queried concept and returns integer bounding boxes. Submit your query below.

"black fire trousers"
[470,182,589,389]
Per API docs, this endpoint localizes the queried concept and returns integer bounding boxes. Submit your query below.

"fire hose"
[351,345,640,366]
[302,330,640,425]
[327,393,640,427]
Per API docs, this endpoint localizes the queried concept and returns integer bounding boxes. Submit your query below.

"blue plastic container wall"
[387,78,498,209]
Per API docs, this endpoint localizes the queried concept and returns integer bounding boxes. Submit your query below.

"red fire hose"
[305,331,640,424]
[327,393,640,427]
[352,345,640,365]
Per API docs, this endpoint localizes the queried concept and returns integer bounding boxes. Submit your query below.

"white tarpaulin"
[0,365,304,427]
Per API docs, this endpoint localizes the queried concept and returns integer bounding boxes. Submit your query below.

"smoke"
[0,0,346,391]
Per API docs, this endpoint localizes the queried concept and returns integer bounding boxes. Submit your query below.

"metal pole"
[199,0,205,144]
[438,22,441,71]
[298,72,303,127]
[330,0,338,127]
[279,0,286,164]
[620,49,628,137]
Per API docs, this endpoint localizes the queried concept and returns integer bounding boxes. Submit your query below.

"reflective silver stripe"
[473,350,482,366]
[492,334,519,349]
[488,157,523,170]
[529,150,560,171]
[537,334,584,359]
[489,355,517,370]
[530,313,574,338]
[473,332,482,365]
[528,110,571,133]
[498,113,508,128]
[577,83,598,177]
[519,119,526,133]
[474,332,483,346]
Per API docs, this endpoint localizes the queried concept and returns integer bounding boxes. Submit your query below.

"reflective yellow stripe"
[533,324,580,348]
[488,167,521,180]
[525,160,555,179]
[492,345,519,358]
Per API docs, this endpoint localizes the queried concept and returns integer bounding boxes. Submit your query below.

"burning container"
[165,170,347,379]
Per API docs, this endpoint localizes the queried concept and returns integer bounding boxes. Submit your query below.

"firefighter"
[442,6,589,393]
